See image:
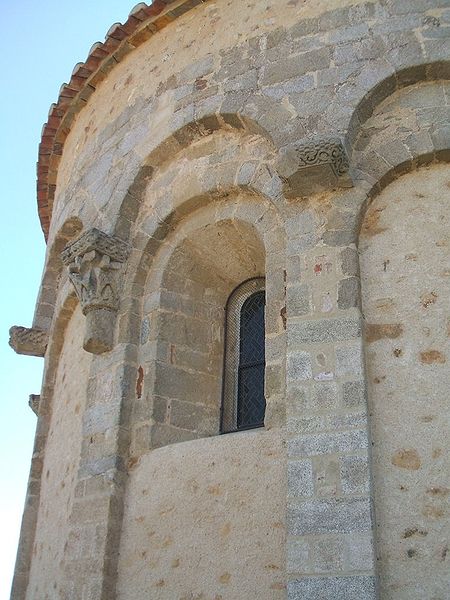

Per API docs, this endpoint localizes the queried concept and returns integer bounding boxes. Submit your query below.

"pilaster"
[284,188,377,599]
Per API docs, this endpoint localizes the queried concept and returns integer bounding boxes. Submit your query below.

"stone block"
[311,382,339,412]
[287,352,313,381]
[83,401,120,436]
[287,284,311,317]
[342,380,367,409]
[261,47,331,86]
[289,316,361,345]
[288,459,314,498]
[291,412,367,434]
[288,575,376,600]
[338,277,360,309]
[335,343,364,377]
[288,497,372,535]
[309,535,345,571]
[288,429,368,457]
[345,532,374,571]
[313,455,340,497]
[287,537,309,572]
[340,247,359,277]
[169,399,217,434]
[340,455,370,495]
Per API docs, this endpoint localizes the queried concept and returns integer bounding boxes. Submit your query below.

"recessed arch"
[113,118,279,242]
[122,188,286,456]
[33,217,83,331]
[347,60,450,154]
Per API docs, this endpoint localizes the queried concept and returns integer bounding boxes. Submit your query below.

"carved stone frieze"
[9,326,48,357]
[62,228,130,354]
[277,137,353,197]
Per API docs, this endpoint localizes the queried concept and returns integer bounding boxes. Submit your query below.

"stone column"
[279,141,377,600]
[61,228,130,354]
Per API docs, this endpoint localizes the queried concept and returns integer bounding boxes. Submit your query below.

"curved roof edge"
[38,0,208,241]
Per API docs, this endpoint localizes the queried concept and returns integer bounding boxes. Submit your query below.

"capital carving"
[277,137,353,197]
[61,229,130,354]
[9,326,48,357]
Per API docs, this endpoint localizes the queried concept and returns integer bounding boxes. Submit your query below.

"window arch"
[221,278,266,433]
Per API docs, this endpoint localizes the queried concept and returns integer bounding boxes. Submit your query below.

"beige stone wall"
[117,429,286,599]
[25,305,90,599]
[360,163,450,599]
[13,0,450,599]
[48,0,371,244]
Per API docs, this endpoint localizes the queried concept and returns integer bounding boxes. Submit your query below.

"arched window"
[221,278,266,433]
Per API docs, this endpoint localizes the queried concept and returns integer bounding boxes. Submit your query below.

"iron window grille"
[221,278,266,433]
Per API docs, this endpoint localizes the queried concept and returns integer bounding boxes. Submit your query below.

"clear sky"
[0,2,140,597]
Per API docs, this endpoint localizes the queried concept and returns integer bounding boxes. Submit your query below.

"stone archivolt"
[61,228,130,353]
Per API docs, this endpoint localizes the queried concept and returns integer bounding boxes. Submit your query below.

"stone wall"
[117,430,286,599]
[25,305,90,599]
[11,0,450,599]
[360,163,450,599]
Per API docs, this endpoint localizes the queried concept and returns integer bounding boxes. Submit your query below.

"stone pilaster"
[61,229,130,354]
[284,188,377,600]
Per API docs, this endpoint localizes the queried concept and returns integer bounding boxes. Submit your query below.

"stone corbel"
[61,228,130,354]
[29,394,40,416]
[277,137,353,197]
[9,326,48,357]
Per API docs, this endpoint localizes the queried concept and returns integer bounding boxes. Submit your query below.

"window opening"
[221,278,266,433]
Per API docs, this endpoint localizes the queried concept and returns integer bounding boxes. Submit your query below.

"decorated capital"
[61,228,130,354]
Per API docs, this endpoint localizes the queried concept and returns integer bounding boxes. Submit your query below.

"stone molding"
[277,137,353,197]
[62,228,130,353]
[9,326,48,357]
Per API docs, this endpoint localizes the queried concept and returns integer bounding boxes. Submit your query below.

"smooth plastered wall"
[25,305,90,600]
[360,164,450,600]
[117,429,286,599]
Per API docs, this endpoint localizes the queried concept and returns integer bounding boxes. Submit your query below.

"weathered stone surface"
[288,497,372,535]
[288,575,376,600]
[28,395,40,416]
[13,1,450,598]
[277,138,353,197]
[62,228,130,354]
[9,326,48,357]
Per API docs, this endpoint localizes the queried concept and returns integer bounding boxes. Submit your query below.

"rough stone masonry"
[9,0,450,599]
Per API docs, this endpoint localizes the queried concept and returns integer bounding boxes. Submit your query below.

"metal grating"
[221,279,266,433]
[237,292,266,429]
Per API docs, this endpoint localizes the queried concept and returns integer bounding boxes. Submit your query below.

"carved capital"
[61,229,130,354]
[277,137,353,197]
[9,326,48,357]
[61,228,130,315]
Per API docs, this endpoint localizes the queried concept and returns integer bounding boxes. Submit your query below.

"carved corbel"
[29,394,40,416]
[9,326,48,357]
[61,228,130,354]
[277,137,353,197]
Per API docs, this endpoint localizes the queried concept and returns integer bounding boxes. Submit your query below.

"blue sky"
[0,2,139,596]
